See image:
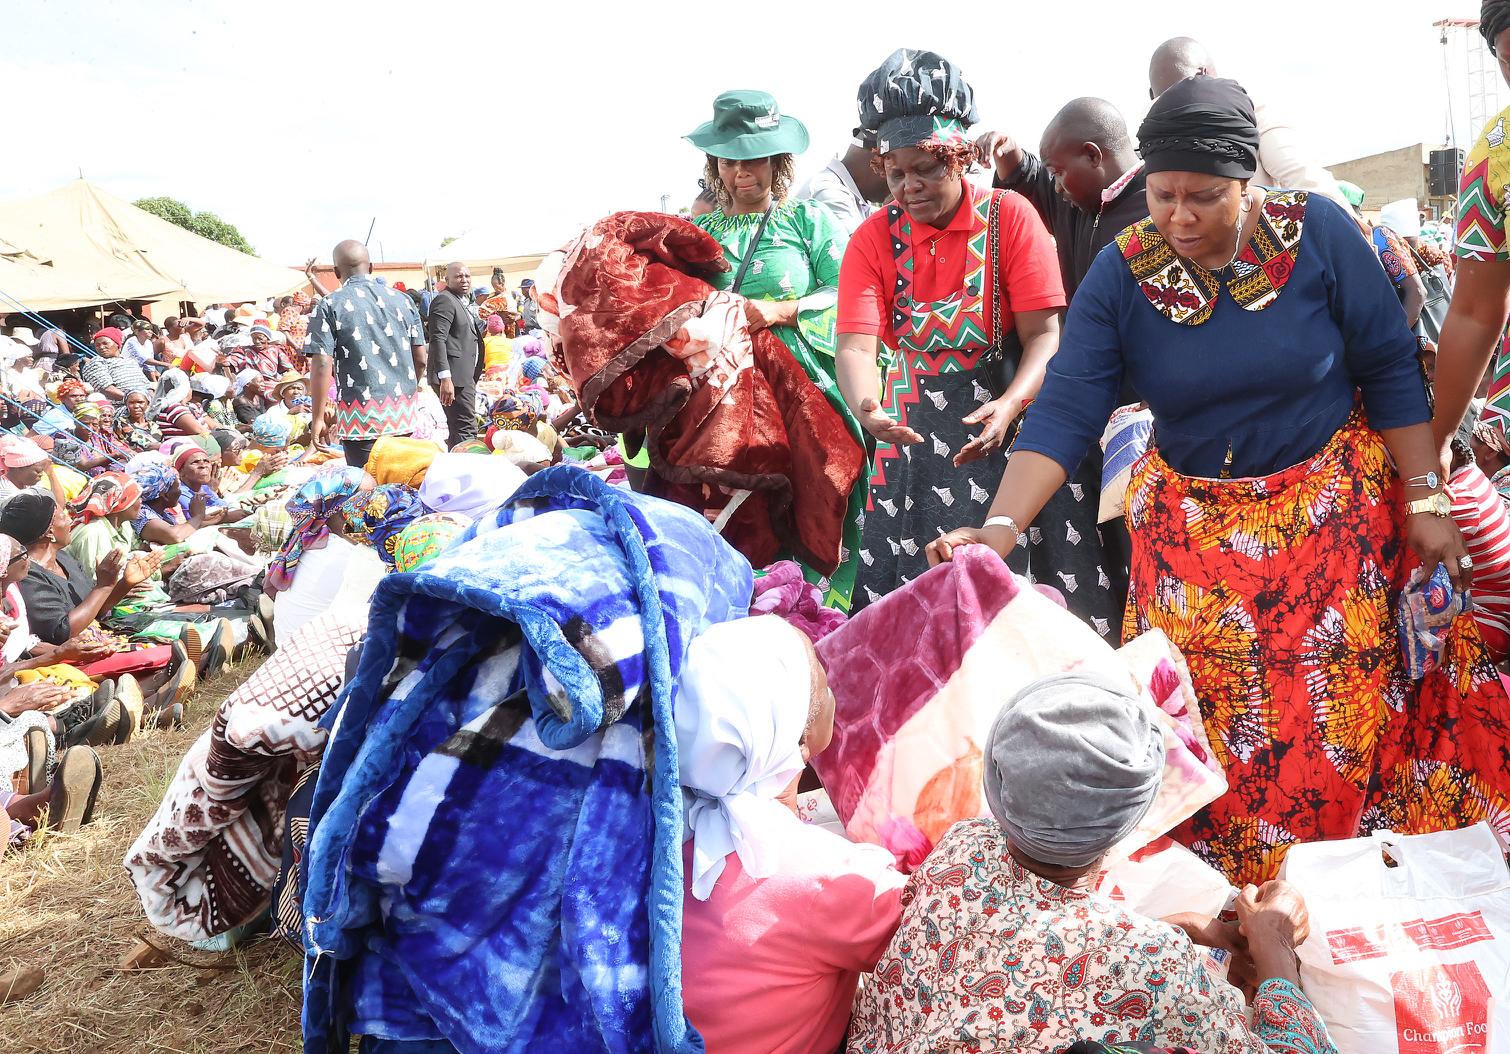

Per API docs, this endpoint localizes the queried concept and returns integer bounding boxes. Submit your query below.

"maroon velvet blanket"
[548,211,864,574]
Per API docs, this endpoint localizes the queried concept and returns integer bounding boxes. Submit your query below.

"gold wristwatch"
[1405,492,1452,517]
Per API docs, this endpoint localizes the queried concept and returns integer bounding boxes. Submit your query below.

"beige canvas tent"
[0,180,303,312]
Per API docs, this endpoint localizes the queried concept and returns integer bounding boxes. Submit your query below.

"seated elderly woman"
[1,492,157,647]
[677,615,905,1054]
[2,491,197,720]
[114,390,163,454]
[130,457,230,546]
[241,414,311,492]
[846,670,1339,1053]
[0,435,66,507]
[47,402,114,475]
[160,442,270,527]
[231,368,269,427]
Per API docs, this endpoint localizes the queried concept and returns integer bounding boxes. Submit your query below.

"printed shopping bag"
[1282,823,1510,1054]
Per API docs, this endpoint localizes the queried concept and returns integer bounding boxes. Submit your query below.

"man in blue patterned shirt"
[306,240,429,469]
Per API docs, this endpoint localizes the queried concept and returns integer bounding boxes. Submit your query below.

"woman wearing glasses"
[835,49,1118,632]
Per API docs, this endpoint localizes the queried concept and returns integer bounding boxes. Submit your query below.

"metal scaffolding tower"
[1438,17,1506,145]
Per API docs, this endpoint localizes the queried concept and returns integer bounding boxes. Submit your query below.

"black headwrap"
[1137,75,1259,181]
[1484,0,1510,54]
[0,491,56,547]
[857,48,977,154]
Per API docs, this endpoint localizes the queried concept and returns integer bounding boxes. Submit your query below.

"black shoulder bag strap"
[985,190,1027,449]
[730,205,775,294]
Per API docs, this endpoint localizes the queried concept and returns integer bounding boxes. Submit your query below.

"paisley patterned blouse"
[847,818,1338,1054]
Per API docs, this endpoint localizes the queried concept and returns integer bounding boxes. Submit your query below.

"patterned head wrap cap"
[70,471,143,525]
[264,466,374,594]
[130,457,180,503]
[252,414,294,450]
[340,484,424,568]
[392,512,470,573]
[488,390,543,434]
[857,48,978,153]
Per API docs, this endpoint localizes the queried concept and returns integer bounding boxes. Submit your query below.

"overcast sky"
[0,1,1490,265]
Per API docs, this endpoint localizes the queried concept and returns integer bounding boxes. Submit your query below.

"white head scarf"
[676,615,813,901]
[149,368,192,415]
[233,367,262,396]
[1379,198,1422,240]
[416,453,526,521]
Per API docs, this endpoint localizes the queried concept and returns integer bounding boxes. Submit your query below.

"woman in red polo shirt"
[835,49,1118,630]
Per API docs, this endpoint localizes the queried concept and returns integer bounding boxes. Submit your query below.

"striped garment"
[1450,464,1510,661]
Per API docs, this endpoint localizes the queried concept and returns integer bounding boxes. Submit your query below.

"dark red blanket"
[550,210,863,574]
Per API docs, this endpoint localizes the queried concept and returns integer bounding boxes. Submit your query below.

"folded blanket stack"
[301,465,751,1054]
[543,211,864,578]
[124,610,369,941]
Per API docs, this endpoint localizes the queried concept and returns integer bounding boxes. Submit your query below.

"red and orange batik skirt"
[1124,412,1510,885]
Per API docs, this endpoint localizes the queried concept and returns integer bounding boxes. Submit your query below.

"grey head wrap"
[983,669,1165,868]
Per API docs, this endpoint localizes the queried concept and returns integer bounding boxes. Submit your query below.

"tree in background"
[133,196,256,255]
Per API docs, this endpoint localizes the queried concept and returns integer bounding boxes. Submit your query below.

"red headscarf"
[70,471,142,525]
[92,327,125,349]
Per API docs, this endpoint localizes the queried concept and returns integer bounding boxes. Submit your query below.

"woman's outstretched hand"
[955,395,1025,467]
[856,397,923,446]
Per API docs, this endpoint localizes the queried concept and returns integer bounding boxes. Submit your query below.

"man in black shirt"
[975,98,1147,610]
[976,97,1147,302]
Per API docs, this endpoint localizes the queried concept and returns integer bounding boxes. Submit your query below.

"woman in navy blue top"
[928,77,1487,889]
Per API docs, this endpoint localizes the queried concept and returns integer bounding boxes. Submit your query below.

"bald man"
[305,239,429,470]
[1148,37,1346,206]
[976,98,1146,301]
[975,99,1149,614]
[426,260,483,444]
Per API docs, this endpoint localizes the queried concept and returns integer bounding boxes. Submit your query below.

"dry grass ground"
[0,658,305,1054]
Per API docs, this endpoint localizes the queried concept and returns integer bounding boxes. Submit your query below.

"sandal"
[199,619,235,679]
[45,746,102,833]
[168,641,197,708]
[22,727,48,795]
[114,674,144,743]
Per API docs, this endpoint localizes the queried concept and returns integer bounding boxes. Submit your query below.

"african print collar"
[1116,190,1309,326]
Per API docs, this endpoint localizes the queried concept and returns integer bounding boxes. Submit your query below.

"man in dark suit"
[427,261,483,444]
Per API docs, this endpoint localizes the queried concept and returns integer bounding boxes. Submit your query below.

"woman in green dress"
[685,90,866,611]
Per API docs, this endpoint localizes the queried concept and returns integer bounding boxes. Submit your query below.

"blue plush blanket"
[300,466,752,1054]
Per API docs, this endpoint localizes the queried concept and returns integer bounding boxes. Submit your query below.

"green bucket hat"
[685,90,809,160]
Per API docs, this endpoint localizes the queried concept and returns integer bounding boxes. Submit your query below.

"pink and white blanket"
[812,545,1225,870]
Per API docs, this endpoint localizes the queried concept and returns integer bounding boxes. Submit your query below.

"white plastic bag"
[1098,835,1234,921]
[1282,823,1510,1053]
